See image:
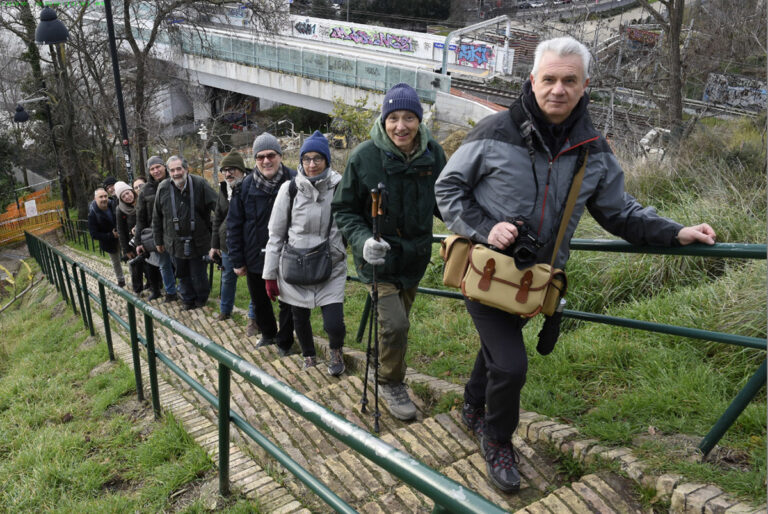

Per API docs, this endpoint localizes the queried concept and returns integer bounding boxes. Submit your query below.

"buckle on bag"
[516,270,533,303]
[478,258,495,291]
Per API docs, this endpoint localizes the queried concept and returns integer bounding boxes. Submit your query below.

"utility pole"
[104,0,133,182]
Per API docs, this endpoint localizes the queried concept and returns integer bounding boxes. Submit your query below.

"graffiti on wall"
[455,43,493,68]
[329,27,415,53]
[703,73,767,111]
[295,20,317,36]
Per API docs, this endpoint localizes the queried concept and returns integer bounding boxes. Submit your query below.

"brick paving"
[48,245,765,513]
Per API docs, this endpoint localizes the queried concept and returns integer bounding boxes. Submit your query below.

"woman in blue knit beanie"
[331,83,447,421]
[262,130,347,376]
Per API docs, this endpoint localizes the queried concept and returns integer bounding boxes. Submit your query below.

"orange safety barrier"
[0,209,63,247]
[0,186,56,222]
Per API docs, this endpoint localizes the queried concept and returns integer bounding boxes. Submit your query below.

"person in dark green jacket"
[332,82,447,421]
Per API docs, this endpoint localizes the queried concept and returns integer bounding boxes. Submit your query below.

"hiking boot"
[461,402,485,439]
[327,348,345,377]
[164,293,178,303]
[379,382,417,421]
[303,356,317,369]
[217,312,231,321]
[255,337,275,349]
[246,319,258,337]
[481,436,521,493]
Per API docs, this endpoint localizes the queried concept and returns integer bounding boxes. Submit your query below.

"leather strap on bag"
[549,147,588,268]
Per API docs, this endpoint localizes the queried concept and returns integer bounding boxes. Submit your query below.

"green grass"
[0,282,259,511]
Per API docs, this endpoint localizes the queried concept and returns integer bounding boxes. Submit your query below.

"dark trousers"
[144,263,162,292]
[292,303,345,357]
[246,272,294,346]
[464,299,529,444]
[174,256,210,306]
[129,260,144,293]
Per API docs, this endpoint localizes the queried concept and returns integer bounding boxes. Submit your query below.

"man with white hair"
[152,155,218,310]
[435,36,715,493]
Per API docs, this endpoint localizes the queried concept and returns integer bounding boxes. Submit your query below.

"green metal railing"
[352,236,766,457]
[25,232,505,514]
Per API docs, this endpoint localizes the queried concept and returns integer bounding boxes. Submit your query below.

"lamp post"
[198,124,208,177]
[103,0,133,182]
[33,6,70,220]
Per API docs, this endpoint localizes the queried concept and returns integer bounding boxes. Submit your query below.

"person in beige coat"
[263,131,347,375]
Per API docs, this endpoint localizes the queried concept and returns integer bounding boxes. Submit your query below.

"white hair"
[531,37,591,81]
[166,155,188,170]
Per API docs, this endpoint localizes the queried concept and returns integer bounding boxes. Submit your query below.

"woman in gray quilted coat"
[262,131,347,376]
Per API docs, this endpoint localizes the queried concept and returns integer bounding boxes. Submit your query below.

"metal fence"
[26,231,505,514]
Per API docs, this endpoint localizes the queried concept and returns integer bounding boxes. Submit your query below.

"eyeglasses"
[301,156,325,165]
[256,152,278,161]
[221,167,238,174]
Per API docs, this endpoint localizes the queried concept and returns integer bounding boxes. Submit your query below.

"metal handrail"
[26,232,506,514]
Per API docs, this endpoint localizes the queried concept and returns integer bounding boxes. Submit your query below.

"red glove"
[265,279,280,301]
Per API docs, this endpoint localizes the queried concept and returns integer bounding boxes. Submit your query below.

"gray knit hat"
[252,132,282,157]
[146,155,164,172]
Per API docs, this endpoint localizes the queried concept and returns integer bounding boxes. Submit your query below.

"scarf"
[521,79,588,156]
[251,164,285,195]
[118,199,136,216]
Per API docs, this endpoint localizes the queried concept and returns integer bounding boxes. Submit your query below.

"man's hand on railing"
[677,223,716,245]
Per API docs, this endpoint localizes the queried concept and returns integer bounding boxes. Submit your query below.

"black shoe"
[277,343,295,357]
[255,337,275,349]
[481,436,521,493]
[182,303,197,311]
[117,279,126,288]
[147,289,162,301]
[461,402,485,438]
[164,293,178,303]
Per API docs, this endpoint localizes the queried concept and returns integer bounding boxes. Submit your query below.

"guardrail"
[351,236,766,457]
[26,231,506,514]
[0,210,62,247]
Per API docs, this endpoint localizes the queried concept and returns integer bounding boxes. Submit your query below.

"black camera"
[202,253,223,270]
[510,218,541,269]
[127,252,147,267]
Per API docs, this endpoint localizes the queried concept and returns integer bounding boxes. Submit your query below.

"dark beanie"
[103,176,117,188]
[381,82,423,123]
[220,151,246,171]
[146,155,164,172]
[300,130,331,166]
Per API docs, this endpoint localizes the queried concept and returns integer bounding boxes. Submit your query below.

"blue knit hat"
[381,83,423,123]
[300,130,331,166]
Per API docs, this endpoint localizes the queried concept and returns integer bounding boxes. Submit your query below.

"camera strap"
[549,147,587,268]
[169,175,195,234]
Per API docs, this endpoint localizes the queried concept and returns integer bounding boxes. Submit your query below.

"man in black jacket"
[227,133,294,349]
[88,188,125,287]
[152,155,218,310]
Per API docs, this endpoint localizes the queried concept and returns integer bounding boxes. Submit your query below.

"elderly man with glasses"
[227,133,295,348]
[210,150,256,321]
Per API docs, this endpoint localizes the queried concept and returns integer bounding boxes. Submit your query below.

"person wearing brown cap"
[209,151,251,321]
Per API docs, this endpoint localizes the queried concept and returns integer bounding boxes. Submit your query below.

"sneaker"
[379,382,417,421]
[303,356,317,369]
[246,319,258,337]
[217,312,231,321]
[164,293,178,303]
[255,337,275,349]
[481,436,521,493]
[461,402,485,438]
[327,348,345,377]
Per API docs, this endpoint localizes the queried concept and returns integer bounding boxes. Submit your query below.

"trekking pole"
[371,182,386,433]
[360,187,380,417]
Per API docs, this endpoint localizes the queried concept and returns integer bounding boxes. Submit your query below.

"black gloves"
[537,299,566,355]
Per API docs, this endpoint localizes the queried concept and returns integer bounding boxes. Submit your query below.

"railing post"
[62,259,78,315]
[127,302,145,402]
[356,293,371,342]
[99,282,115,361]
[699,359,767,456]
[71,263,88,329]
[53,253,69,304]
[144,313,162,419]
[218,362,231,496]
[80,268,95,336]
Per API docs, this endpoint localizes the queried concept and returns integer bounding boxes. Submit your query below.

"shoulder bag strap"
[549,147,588,268]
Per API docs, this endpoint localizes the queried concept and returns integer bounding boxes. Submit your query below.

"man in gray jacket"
[435,36,715,493]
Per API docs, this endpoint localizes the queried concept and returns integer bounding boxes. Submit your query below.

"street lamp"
[198,124,208,177]
[33,6,70,220]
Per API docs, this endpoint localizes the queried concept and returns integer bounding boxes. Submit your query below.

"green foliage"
[330,95,378,147]
[260,104,331,134]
